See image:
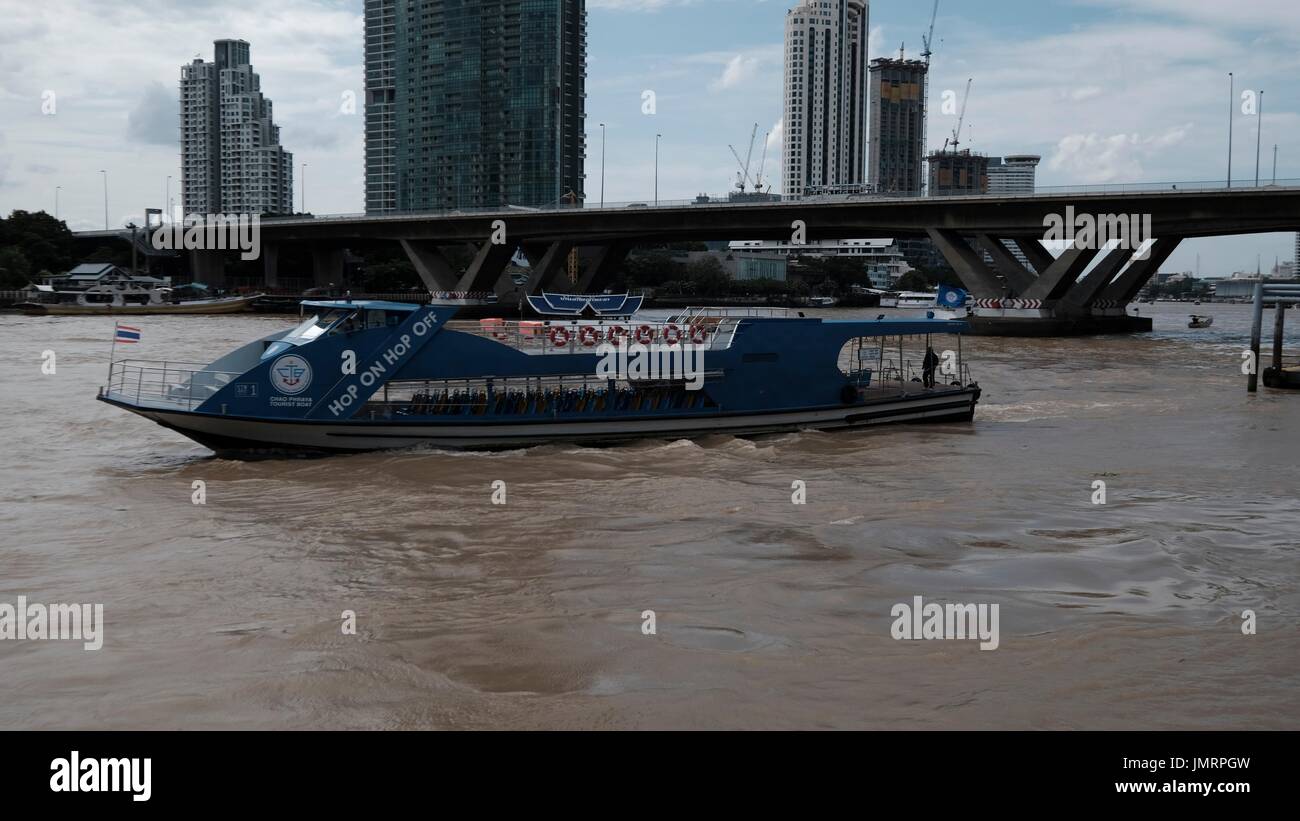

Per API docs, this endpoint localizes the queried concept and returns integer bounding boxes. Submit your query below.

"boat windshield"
[287,308,355,342]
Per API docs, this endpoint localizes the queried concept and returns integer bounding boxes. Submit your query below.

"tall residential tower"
[180,39,293,216]
[364,0,587,213]
[782,0,869,198]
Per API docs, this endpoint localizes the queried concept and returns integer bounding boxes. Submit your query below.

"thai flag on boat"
[937,285,968,308]
[114,323,141,344]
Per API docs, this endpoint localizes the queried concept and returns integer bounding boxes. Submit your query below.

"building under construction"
[926,149,988,196]
[868,57,927,195]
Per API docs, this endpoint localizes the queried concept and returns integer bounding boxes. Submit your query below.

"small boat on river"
[17,278,258,315]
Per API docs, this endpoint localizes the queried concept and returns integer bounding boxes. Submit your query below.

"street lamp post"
[599,123,606,208]
[55,186,61,221]
[165,175,171,221]
[301,163,307,213]
[1254,90,1264,187]
[1227,73,1234,189]
[654,133,661,206]
[99,169,108,229]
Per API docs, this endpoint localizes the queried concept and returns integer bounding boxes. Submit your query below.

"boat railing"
[669,306,797,323]
[102,360,242,410]
[848,358,974,391]
[446,317,740,353]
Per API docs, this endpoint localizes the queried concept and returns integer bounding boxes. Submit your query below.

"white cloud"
[711,54,760,91]
[1047,125,1192,183]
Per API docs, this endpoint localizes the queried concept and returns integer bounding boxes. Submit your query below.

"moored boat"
[17,278,259,315]
[1188,314,1214,328]
[98,298,983,453]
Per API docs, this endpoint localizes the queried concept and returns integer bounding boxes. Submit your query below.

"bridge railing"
[71,179,1300,236]
[241,179,1300,226]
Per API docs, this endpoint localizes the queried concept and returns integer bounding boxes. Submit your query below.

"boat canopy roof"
[301,299,422,312]
[527,292,643,316]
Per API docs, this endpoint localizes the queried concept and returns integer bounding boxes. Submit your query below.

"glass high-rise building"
[365,0,587,214]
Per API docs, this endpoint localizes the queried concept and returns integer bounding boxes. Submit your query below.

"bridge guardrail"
[69,179,1300,235]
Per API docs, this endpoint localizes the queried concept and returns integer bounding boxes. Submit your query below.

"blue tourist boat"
[97,298,982,452]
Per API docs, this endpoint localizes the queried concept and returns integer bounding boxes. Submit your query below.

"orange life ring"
[549,326,571,348]
[634,324,654,345]
[689,324,708,344]
[607,325,629,343]
[578,326,600,347]
[662,324,682,346]
[479,318,508,340]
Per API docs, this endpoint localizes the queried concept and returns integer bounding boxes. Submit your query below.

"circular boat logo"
[270,354,312,395]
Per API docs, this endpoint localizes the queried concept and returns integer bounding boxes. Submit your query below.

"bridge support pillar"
[456,241,515,293]
[1020,244,1100,302]
[189,249,226,289]
[974,234,1036,295]
[522,240,576,293]
[311,247,344,289]
[400,239,459,291]
[263,242,279,289]
[925,229,1005,299]
[1057,245,1134,315]
[1012,237,1056,276]
[1098,237,1182,306]
[577,242,634,293]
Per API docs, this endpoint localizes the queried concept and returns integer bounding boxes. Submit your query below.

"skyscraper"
[364,0,587,214]
[180,40,293,216]
[868,56,927,195]
[782,0,869,198]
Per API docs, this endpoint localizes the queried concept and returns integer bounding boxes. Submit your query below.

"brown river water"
[0,302,1296,729]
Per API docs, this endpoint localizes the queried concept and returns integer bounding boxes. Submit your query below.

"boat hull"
[17,295,260,316]
[100,387,980,454]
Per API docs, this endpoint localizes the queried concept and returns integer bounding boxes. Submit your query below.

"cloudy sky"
[0,0,1296,274]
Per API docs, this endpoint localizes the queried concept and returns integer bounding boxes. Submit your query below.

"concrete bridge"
[74,182,1300,335]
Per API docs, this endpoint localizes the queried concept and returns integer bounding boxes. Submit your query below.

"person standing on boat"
[922,345,939,389]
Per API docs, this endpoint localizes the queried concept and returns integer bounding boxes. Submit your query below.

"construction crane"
[920,0,940,193]
[728,123,760,193]
[920,0,939,65]
[943,78,972,152]
[753,131,771,192]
